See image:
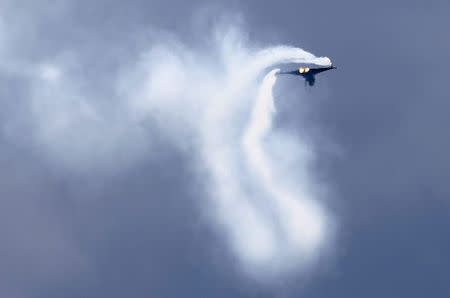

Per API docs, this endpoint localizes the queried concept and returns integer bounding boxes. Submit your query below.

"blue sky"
[1,1,449,297]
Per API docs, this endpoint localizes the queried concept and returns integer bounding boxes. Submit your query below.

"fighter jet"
[278,65,336,86]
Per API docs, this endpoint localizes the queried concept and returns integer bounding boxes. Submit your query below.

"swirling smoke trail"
[182,42,333,279]
[117,33,335,280]
[11,23,334,281]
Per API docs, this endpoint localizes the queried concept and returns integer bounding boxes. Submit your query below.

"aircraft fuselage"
[278,65,336,86]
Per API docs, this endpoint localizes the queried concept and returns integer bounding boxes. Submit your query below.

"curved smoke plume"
[2,19,334,281]
[121,29,334,279]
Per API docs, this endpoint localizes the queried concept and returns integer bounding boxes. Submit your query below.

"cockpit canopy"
[299,67,310,74]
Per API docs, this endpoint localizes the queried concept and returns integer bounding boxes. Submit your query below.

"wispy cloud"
[1,7,334,282]
[119,26,333,280]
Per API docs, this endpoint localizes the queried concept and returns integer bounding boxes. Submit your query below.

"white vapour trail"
[197,45,332,278]
[239,69,327,275]
[4,22,333,280]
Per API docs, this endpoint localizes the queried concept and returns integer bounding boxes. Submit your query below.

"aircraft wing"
[278,70,302,76]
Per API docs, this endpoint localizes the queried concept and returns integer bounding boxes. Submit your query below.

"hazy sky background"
[1,0,450,297]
